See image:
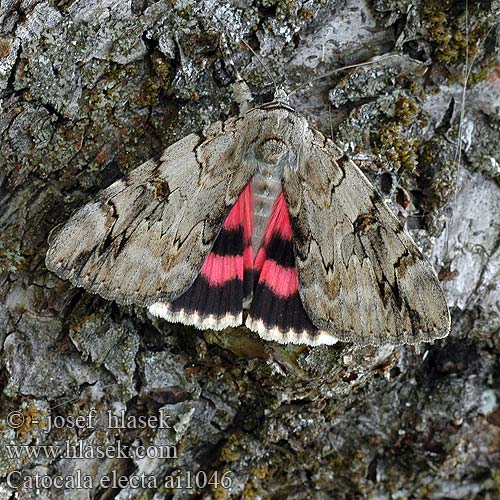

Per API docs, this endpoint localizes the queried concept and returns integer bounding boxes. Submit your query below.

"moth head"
[273,87,290,104]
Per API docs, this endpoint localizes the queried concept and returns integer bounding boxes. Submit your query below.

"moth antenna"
[239,38,279,96]
[222,33,282,107]
[203,7,279,98]
[288,54,399,97]
[216,32,254,113]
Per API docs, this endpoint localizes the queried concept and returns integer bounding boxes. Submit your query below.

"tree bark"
[1,1,499,498]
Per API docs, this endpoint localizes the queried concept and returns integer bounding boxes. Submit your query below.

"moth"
[45,90,450,346]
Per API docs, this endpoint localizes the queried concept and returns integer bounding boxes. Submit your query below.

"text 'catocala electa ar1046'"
[45,93,451,346]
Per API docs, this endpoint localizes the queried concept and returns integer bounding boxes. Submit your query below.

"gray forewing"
[46,116,257,306]
[282,124,450,346]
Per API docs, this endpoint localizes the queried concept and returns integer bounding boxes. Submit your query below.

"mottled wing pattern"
[283,127,450,346]
[46,118,256,307]
[149,183,254,330]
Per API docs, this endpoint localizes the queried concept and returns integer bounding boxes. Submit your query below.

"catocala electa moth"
[45,92,450,346]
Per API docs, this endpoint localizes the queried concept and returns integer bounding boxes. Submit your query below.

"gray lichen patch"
[432,170,500,319]
[2,307,99,398]
[69,313,140,400]
[140,350,201,403]
[326,55,429,184]
[329,54,427,109]
[1,0,182,196]
[0,399,50,477]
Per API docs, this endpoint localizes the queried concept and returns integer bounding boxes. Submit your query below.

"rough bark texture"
[1,1,499,499]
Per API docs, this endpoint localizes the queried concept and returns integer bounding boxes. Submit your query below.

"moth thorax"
[255,138,288,165]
